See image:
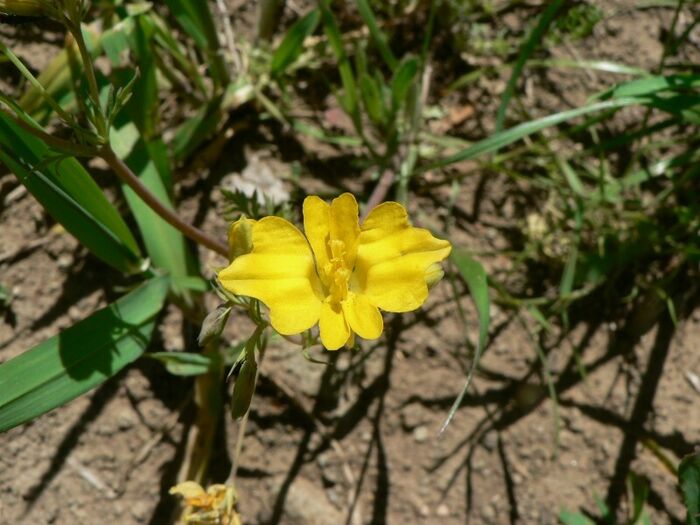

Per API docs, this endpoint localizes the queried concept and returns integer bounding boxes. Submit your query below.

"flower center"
[323,239,350,304]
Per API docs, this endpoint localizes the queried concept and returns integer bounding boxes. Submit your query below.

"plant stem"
[66,16,107,138]
[100,146,229,257]
[0,108,97,157]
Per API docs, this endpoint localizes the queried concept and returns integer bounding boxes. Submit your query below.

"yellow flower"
[169,481,241,525]
[218,193,451,350]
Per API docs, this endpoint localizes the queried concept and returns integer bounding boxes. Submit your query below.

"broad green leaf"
[0,276,169,433]
[495,0,566,131]
[425,97,645,171]
[441,250,490,433]
[270,9,320,76]
[679,451,700,525]
[148,352,217,376]
[0,114,143,274]
[111,121,198,284]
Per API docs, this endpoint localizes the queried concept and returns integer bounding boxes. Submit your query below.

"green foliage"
[680,451,700,525]
[551,3,604,43]
[0,114,143,274]
[442,250,490,432]
[0,276,169,432]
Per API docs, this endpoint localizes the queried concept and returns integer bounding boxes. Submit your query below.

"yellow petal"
[361,201,408,236]
[218,216,323,334]
[329,193,360,269]
[355,201,451,312]
[319,301,350,350]
[169,481,206,499]
[303,196,331,284]
[342,292,383,341]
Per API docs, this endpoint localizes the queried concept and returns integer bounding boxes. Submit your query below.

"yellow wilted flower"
[169,481,242,525]
[218,193,451,350]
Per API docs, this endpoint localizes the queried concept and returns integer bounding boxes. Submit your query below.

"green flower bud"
[230,357,257,420]
[227,217,255,261]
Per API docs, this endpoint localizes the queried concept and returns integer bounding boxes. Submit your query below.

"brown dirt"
[1,2,699,525]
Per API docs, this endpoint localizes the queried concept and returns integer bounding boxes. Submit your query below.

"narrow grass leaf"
[355,0,397,70]
[441,250,490,433]
[270,9,320,76]
[163,0,228,87]
[0,276,169,433]
[319,0,359,121]
[425,98,644,171]
[391,57,418,106]
[0,114,143,273]
[148,352,217,376]
[495,0,565,132]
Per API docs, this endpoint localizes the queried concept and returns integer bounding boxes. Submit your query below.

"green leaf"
[359,73,386,127]
[163,0,228,87]
[172,97,224,163]
[0,114,143,274]
[679,451,700,525]
[441,250,490,433]
[148,352,217,376]
[495,0,566,131]
[603,74,700,99]
[355,0,397,71]
[424,97,645,171]
[391,57,419,106]
[319,0,359,123]
[271,9,320,76]
[0,276,169,433]
[558,510,595,525]
[110,121,198,285]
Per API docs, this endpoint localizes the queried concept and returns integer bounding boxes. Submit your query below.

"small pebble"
[413,425,429,443]
[436,503,450,517]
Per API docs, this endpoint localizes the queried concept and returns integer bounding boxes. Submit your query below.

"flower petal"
[218,216,323,334]
[354,201,451,312]
[329,193,360,268]
[342,292,383,341]
[319,301,351,350]
[303,196,331,284]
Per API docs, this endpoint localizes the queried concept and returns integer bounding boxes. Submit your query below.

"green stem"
[0,107,97,157]
[0,42,76,126]
[66,17,107,138]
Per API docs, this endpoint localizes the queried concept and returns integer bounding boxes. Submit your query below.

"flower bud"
[425,263,445,288]
[227,217,255,261]
[230,357,257,419]
[197,305,231,347]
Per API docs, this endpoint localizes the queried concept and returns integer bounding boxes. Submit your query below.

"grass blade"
[163,0,229,88]
[355,0,397,71]
[319,0,359,123]
[495,0,565,132]
[0,114,143,274]
[0,276,169,433]
[270,8,320,76]
[441,250,490,433]
[424,97,645,171]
